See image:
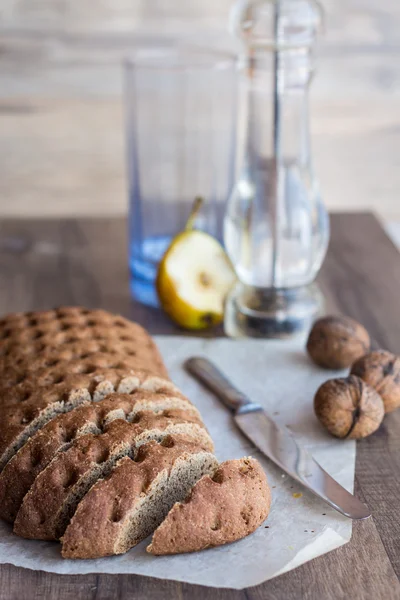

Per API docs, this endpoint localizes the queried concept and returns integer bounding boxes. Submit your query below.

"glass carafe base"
[224,282,324,339]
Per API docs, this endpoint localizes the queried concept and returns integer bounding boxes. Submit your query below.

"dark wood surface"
[0,213,399,600]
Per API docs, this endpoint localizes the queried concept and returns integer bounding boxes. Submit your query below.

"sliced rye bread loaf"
[0,350,168,391]
[14,417,214,540]
[0,390,200,523]
[0,369,181,471]
[61,437,219,559]
[147,457,271,555]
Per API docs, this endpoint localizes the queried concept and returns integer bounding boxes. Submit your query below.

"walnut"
[314,375,384,439]
[306,316,370,369]
[351,349,400,413]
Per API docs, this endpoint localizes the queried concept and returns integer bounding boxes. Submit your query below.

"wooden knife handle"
[185,357,256,413]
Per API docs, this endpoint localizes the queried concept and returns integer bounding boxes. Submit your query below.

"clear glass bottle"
[224,0,329,337]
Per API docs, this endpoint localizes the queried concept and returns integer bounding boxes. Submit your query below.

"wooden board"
[0,213,399,599]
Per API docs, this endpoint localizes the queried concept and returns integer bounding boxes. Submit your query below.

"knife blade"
[185,356,371,520]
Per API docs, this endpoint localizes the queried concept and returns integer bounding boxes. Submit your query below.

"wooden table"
[0,213,399,599]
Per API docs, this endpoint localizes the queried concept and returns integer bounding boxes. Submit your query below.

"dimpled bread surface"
[0,306,271,559]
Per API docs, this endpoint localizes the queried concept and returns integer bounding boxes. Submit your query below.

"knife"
[185,357,371,520]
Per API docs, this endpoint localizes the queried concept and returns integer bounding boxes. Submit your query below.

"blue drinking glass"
[124,48,238,307]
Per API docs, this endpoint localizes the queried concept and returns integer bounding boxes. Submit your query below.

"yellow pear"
[156,199,236,330]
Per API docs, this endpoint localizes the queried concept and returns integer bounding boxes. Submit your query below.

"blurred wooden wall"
[1,0,400,218]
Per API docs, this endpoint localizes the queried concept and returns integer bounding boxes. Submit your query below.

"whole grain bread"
[0,309,163,362]
[61,437,219,559]
[0,307,120,325]
[0,350,168,391]
[0,368,181,470]
[0,307,148,336]
[0,390,200,523]
[0,306,256,561]
[0,338,158,371]
[14,419,214,540]
[147,457,271,555]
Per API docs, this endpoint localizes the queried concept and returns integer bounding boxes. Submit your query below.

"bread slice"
[14,416,214,540]
[61,437,219,559]
[147,457,271,555]
[0,390,199,523]
[0,369,180,471]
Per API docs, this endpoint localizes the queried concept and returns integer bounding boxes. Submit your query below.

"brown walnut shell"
[351,349,400,413]
[307,316,370,369]
[314,375,384,439]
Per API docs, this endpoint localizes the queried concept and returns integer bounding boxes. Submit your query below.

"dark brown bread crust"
[147,457,271,555]
[0,324,144,351]
[13,420,138,540]
[14,420,213,540]
[0,338,160,370]
[0,307,146,337]
[0,368,178,470]
[0,389,196,523]
[61,438,218,559]
[0,350,168,391]
[0,308,165,370]
[0,307,123,327]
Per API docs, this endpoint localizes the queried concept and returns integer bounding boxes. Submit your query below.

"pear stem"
[185,196,204,231]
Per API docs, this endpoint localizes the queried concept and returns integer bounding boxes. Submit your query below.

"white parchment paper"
[0,336,354,589]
